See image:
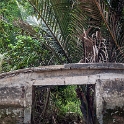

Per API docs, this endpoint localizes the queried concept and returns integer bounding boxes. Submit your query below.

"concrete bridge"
[0,63,124,124]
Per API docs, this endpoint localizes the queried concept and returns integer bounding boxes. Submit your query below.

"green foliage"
[0,0,61,72]
[1,0,124,70]
[0,0,21,21]
[0,20,18,53]
[51,85,82,115]
[17,0,84,63]
[2,35,52,71]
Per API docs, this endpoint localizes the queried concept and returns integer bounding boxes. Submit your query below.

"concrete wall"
[0,63,124,124]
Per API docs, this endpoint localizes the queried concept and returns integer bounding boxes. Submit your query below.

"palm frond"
[15,0,85,63]
[94,0,124,51]
[70,0,124,62]
[115,47,124,63]
[13,18,64,64]
[27,0,72,63]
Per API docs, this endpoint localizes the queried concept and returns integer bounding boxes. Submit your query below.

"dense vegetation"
[1,0,124,71]
[0,0,124,124]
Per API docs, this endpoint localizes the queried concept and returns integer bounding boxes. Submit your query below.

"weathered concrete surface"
[0,63,124,124]
[0,108,24,124]
[96,79,124,124]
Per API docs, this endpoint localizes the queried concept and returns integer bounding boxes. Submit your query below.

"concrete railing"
[0,63,124,124]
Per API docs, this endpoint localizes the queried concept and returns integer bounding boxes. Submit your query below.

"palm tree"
[16,0,124,63]
[72,0,124,63]
[16,0,124,123]
[15,0,85,64]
